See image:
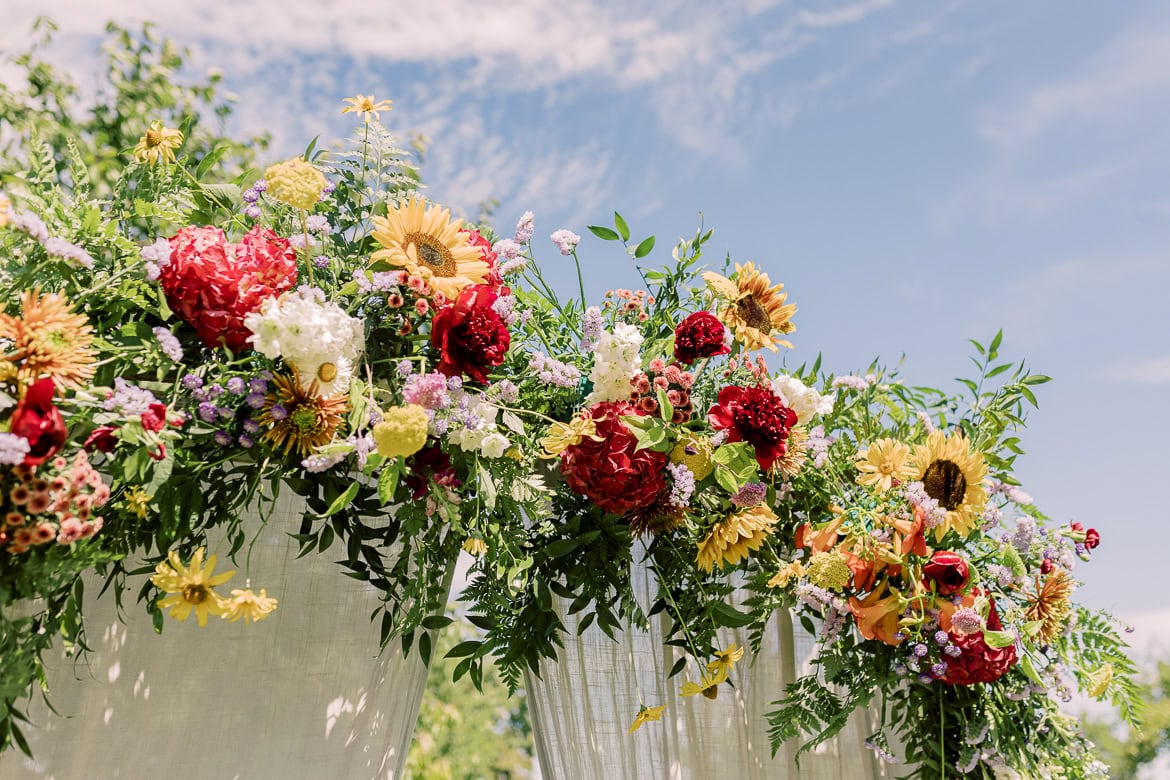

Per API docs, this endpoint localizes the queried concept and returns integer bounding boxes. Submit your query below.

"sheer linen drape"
[1,491,439,780]
[525,552,887,780]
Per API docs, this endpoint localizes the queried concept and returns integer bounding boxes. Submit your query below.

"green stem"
[571,249,587,315]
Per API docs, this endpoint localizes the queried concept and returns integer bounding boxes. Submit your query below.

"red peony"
[674,311,730,364]
[560,401,667,515]
[707,384,797,470]
[9,378,67,466]
[404,444,460,500]
[922,550,970,595]
[158,226,297,352]
[462,229,504,289]
[431,284,511,384]
[941,599,1018,686]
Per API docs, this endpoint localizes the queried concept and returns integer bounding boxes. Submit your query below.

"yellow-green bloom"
[264,158,326,210]
[224,588,279,624]
[806,550,851,591]
[341,94,393,122]
[133,121,184,165]
[373,404,430,458]
[669,434,714,480]
[628,704,667,733]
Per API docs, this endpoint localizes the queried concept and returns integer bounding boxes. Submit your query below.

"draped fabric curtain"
[525,549,887,780]
[1,491,441,780]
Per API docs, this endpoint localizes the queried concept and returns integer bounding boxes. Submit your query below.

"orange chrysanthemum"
[259,373,348,456]
[0,288,95,389]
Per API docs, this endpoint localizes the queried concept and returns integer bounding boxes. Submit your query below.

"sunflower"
[223,587,279,624]
[0,288,96,389]
[260,373,348,456]
[1025,568,1074,645]
[696,505,776,572]
[627,496,687,538]
[370,197,488,299]
[133,120,184,165]
[701,262,796,352]
[909,429,988,540]
[628,704,667,734]
[856,437,916,492]
[341,94,393,122]
[151,548,234,627]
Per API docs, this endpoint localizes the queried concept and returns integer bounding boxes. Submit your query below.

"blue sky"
[4,1,1169,618]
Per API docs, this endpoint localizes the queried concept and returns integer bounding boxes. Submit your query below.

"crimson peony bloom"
[560,402,668,515]
[707,384,797,471]
[431,284,511,384]
[9,378,67,466]
[674,311,730,364]
[922,550,970,595]
[158,226,297,353]
[940,599,1018,685]
[403,444,460,500]
[84,425,119,453]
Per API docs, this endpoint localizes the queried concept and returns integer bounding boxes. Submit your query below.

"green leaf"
[446,640,482,659]
[322,481,361,517]
[710,601,755,628]
[988,329,1003,358]
[656,387,674,422]
[588,225,621,241]
[480,469,497,511]
[1019,653,1044,685]
[377,460,401,505]
[633,235,656,259]
[614,212,630,242]
[983,630,1016,648]
[544,538,583,559]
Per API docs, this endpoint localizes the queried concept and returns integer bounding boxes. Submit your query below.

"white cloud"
[1104,356,1170,385]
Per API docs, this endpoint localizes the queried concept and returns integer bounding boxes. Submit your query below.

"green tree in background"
[1084,660,1170,778]
[406,611,533,780]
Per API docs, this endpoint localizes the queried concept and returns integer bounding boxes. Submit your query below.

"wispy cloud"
[1104,356,1170,385]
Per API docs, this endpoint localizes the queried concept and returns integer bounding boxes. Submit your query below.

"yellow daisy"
[541,416,602,458]
[151,548,234,627]
[628,704,667,734]
[341,94,393,122]
[370,197,489,299]
[0,288,96,389]
[856,438,916,492]
[679,665,729,700]
[133,121,184,165]
[701,262,796,352]
[910,430,988,540]
[123,487,153,519]
[223,587,279,624]
[260,373,348,456]
[696,505,777,573]
[707,643,745,677]
[462,537,488,556]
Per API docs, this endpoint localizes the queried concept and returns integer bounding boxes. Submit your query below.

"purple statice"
[372,271,404,290]
[216,406,236,422]
[795,583,833,611]
[249,377,270,393]
[931,662,948,677]
[181,373,204,390]
[492,379,520,405]
[981,503,1003,530]
[730,482,767,509]
[204,384,224,400]
[305,215,332,234]
[984,563,1015,588]
[226,377,247,395]
[821,603,849,643]
[580,305,603,351]
[351,433,375,469]
[514,211,535,244]
[1011,516,1036,553]
[242,186,261,203]
[492,294,521,326]
[403,372,451,409]
[197,402,219,423]
[302,449,348,473]
[665,463,695,508]
[831,374,871,391]
[214,431,233,446]
[951,607,983,635]
[43,236,95,269]
[237,434,255,449]
[493,238,521,260]
[245,392,266,409]
[904,481,947,529]
[396,360,414,378]
[0,432,31,465]
[916,410,936,432]
[313,254,330,269]
[10,210,49,242]
[550,228,581,255]
[353,269,374,292]
[268,404,288,421]
[528,352,581,388]
[243,204,262,220]
[152,327,183,362]
[806,425,834,469]
[499,255,528,275]
[102,378,159,416]
[141,238,173,281]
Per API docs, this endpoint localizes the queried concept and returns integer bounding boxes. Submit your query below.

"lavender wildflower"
[514,211,534,244]
[550,228,581,255]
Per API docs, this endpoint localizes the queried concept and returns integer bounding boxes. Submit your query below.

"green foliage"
[1083,660,1170,779]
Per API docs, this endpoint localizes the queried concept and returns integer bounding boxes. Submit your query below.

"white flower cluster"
[771,374,835,425]
[586,322,643,404]
[446,394,511,458]
[244,286,364,396]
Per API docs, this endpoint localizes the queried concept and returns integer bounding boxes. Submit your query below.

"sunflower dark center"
[182,584,210,605]
[923,459,966,510]
[736,294,772,331]
[411,236,457,277]
[145,129,163,146]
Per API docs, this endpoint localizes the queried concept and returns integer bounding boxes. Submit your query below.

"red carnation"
[462,229,504,289]
[141,403,170,432]
[158,226,297,353]
[941,599,1018,686]
[674,311,730,364]
[560,401,667,515]
[922,550,970,596]
[1084,528,1100,549]
[9,378,67,466]
[707,384,797,470]
[431,284,511,384]
[84,425,119,453]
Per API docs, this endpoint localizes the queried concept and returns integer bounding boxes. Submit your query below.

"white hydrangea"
[479,432,511,459]
[244,286,364,396]
[771,374,834,425]
[586,323,643,404]
[447,397,499,453]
